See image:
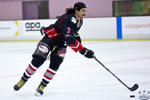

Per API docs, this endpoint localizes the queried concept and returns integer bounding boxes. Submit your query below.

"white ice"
[0,41,150,100]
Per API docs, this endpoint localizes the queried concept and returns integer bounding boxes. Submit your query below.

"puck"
[130,95,135,98]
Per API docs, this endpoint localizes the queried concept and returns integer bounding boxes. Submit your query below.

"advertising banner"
[1,16,150,41]
[0,21,18,36]
[18,19,56,37]
[122,16,150,39]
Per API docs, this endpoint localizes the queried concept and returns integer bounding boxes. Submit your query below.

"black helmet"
[74,2,86,11]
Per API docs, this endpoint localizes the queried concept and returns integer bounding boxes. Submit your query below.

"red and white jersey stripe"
[68,40,83,52]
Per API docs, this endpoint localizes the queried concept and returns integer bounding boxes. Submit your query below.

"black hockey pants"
[31,35,67,71]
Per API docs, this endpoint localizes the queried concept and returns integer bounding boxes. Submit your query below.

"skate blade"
[34,92,42,97]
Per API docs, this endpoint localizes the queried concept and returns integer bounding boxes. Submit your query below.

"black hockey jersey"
[42,13,84,52]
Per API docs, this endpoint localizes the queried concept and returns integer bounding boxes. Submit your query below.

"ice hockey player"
[13,2,94,96]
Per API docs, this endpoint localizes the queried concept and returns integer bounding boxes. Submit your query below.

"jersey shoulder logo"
[71,17,76,24]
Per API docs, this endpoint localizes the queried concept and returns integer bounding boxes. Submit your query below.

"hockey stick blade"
[129,84,139,91]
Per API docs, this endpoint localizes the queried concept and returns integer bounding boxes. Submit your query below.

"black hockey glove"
[75,36,81,43]
[74,33,81,43]
[79,47,94,58]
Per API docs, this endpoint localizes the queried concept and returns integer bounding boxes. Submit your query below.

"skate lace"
[17,79,25,87]
[39,85,45,91]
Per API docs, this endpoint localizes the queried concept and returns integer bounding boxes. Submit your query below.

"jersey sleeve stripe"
[68,40,83,52]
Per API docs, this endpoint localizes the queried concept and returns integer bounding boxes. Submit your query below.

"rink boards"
[0,16,150,41]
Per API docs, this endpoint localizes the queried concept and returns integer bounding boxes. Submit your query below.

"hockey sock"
[42,67,56,86]
[23,63,38,81]
[35,68,56,96]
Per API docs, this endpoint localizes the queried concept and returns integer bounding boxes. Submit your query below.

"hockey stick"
[93,56,139,92]
[47,46,57,60]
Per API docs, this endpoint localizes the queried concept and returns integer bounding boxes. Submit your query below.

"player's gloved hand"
[79,47,94,58]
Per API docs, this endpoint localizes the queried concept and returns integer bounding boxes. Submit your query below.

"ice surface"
[0,41,150,100]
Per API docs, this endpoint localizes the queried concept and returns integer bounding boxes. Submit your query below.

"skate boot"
[34,83,46,96]
[13,77,27,91]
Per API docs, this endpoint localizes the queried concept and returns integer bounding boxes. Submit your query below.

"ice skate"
[13,77,27,91]
[34,83,45,96]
